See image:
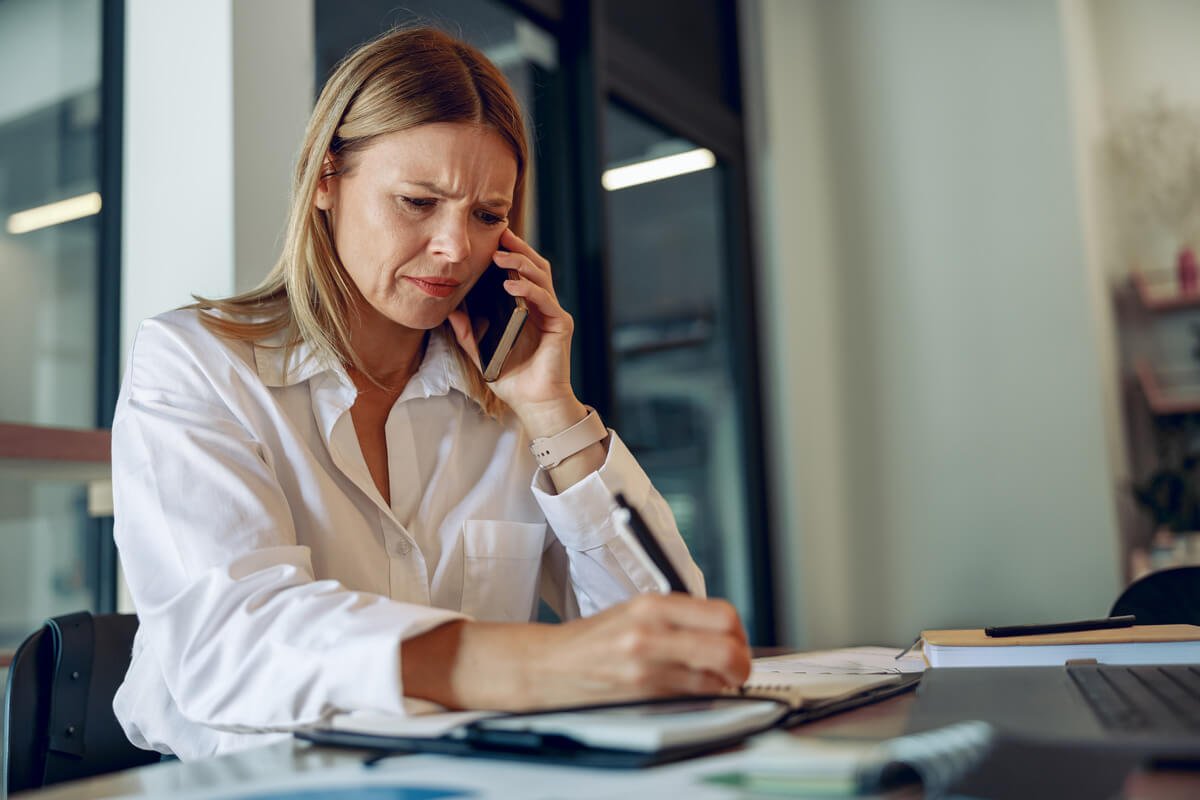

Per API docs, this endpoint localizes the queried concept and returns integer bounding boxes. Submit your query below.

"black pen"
[984,614,1136,638]
[613,492,691,594]
[894,635,923,661]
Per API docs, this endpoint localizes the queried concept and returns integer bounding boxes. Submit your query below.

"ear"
[314,155,337,211]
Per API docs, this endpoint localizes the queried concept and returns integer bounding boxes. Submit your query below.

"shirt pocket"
[460,519,548,622]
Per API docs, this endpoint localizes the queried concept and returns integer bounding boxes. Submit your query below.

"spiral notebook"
[703,720,994,796]
[738,671,922,726]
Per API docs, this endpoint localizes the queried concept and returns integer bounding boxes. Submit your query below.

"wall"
[746,0,1121,647]
[1089,0,1200,125]
[122,0,313,365]
[739,0,854,647]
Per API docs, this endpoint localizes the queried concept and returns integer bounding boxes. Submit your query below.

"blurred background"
[3,0,1200,679]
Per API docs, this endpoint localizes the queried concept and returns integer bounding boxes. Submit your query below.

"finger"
[628,664,731,697]
[607,611,750,689]
[499,228,551,273]
[503,278,572,334]
[626,594,747,640]
[629,627,751,689]
[494,250,554,295]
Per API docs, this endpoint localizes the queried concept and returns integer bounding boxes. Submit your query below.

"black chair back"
[3,611,158,793]
[1110,565,1200,626]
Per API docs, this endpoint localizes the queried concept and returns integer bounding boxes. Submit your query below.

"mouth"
[404,276,461,299]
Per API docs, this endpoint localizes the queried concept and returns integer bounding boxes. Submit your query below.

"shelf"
[1131,270,1200,312]
[1134,358,1200,415]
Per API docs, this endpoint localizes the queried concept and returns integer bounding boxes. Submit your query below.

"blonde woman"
[111,27,750,759]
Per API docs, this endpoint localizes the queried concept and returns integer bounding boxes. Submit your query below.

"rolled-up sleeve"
[112,322,463,736]
[531,431,706,617]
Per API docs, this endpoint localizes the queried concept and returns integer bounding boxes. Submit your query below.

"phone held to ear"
[464,261,528,382]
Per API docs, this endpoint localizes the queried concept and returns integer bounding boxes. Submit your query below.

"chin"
[388,305,453,332]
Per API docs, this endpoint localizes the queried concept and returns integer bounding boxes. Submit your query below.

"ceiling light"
[602,148,716,191]
[6,192,103,235]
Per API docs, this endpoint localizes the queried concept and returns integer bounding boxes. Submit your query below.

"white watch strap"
[529,406,607,469]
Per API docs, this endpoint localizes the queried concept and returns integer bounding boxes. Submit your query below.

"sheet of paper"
[752,645,926,675]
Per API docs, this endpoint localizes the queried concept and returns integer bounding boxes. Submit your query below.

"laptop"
[908,663,1200,758]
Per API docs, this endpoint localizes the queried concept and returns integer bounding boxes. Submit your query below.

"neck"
[346,307,430,391]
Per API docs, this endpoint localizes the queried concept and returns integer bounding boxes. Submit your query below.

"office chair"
[1109,565,1200,626]
[3,611,159,794]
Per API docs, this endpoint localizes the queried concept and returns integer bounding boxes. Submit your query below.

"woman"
[112,26,750,760]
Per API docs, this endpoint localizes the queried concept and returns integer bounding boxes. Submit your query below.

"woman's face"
[315,122,518,332]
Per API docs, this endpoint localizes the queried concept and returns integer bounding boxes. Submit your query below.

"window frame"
[545,0,777,643]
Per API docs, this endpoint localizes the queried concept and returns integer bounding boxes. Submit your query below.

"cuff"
[531,430,653,552]
[337,605,468,716]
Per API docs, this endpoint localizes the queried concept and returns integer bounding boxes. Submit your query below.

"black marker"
[984,614,1136,638]
[613,492,690,594]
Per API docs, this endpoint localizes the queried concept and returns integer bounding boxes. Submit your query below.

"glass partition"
[0,0,106,651]
[603,101,756,622]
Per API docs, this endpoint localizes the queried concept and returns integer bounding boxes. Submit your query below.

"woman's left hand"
[447,228,584,438]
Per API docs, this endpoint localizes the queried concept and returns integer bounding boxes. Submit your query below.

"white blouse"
[111,309,704,759]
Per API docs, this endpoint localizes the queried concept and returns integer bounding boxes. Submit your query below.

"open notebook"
[738,672,918,717]
[297,654,922,767]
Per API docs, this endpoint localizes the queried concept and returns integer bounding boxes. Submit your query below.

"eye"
[398,196,436,211]
[475,209,507,227]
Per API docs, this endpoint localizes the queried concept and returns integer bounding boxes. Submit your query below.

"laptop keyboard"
[1068,664,1200,733]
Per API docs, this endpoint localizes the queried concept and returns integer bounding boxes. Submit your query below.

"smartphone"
[463,260,528,382]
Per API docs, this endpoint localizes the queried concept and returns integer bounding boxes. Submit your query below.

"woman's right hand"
[520,593,753,706]
[402,594,752,711]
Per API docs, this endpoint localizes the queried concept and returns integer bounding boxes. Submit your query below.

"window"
[603,101,758,622]
[0,0,121,654]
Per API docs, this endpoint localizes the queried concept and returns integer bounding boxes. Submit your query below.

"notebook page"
[752,646,926,676]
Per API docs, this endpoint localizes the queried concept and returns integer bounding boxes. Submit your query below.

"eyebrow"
[403,180,512,210]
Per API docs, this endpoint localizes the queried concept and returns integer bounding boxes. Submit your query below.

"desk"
[19,693,1200,800]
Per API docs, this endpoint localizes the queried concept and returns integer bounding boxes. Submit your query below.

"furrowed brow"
[403,180,511,210]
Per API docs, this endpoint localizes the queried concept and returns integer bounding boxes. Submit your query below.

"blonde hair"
[193,26,529,418]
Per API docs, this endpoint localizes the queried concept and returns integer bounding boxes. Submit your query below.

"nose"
[428,212,471,263]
